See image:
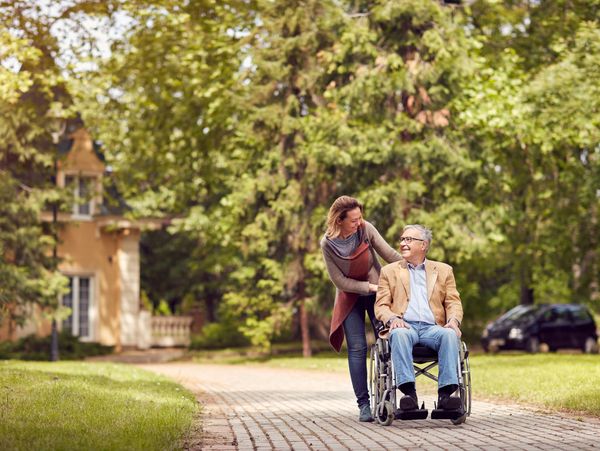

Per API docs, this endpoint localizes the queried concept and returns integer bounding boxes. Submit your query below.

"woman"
[320,195,402,422]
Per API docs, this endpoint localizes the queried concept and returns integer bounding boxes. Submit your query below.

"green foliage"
[0,4,75,323]
[189,321,250,350]
[455,12,600,308]
[140,290,153,312]
[73,1,254,324]
[0,176,67,318]
[4,0,599,352]
[154,299,172,316]
[0,331,113,361]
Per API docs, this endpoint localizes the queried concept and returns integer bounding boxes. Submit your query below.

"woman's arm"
[364,221,402,263]
[322,247,372,294]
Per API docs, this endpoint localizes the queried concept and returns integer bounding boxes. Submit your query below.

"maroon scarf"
[328,239,371,352]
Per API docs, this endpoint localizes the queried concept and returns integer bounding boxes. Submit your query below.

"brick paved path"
[139,363,600,451]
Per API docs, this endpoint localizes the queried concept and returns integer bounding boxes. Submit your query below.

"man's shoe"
[358,404,374,422]
[437,394,462,410]
[399,394,419,411]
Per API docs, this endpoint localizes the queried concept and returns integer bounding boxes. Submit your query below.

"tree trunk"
[50,319,59,361]
[299,298,312,358]
[520,267,534,305]
[204,296,216,322]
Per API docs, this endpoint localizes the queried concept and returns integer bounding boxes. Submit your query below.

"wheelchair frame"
[369,337,471,426]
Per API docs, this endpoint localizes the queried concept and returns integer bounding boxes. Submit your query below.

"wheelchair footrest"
[431,409,464,420]
[395,409,429,420]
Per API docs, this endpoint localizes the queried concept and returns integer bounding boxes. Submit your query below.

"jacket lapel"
[425,260,438,301]
[398,260,410,300]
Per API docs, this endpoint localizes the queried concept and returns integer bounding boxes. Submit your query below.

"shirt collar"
[407,258,427,270]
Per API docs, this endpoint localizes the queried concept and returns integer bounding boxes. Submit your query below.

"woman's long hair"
[325,196,363,239]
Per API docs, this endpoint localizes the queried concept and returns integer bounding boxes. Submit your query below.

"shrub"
[189,321,250,350]
[0,331,114,360]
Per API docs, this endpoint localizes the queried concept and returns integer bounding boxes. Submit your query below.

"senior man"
[375,224,463,411]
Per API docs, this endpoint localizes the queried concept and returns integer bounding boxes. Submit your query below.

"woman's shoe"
[359,404,374,422]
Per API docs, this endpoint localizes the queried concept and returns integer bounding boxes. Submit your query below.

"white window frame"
[64,174,98,219]
[61,274,96,341]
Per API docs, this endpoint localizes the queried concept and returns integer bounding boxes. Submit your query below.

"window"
[61,276,93,339]
[65,175,96,217]
[546,306,571,323]
[570,306,592,322]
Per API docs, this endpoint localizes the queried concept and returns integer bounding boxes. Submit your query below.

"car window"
[500,305,539,321]
[542,309,555,322]
[570,306,593,322]
[551,306,571,322]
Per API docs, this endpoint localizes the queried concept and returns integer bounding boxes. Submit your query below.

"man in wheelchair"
[375,224,464,416]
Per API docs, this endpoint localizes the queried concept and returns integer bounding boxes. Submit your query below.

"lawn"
[472,353,600,416]
[191,348,600,417]
[0,360,198,451]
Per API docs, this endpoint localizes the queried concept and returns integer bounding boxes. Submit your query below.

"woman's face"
[338,207,362,238]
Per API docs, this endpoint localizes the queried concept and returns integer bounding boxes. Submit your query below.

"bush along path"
[139,362,600,451]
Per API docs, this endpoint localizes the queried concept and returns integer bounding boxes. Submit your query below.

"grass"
[0,360,198,451]
[471,353,600,416]
[190,347,600,417]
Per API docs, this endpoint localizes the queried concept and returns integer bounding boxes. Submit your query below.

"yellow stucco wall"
[58,221,125,347]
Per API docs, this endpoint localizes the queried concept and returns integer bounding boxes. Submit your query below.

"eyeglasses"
[399,236,425,244]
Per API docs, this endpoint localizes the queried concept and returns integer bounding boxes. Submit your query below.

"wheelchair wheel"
[369,344,385,417]
[369,344,378,416]
[452,341,472,425]
[376,400,394,426]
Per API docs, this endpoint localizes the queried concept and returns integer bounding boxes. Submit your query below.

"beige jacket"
[375,259,463,328]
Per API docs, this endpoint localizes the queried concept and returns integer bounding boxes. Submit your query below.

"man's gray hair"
[403,224,432,250]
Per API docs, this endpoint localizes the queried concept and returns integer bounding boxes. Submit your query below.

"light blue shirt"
[403,260,436,325]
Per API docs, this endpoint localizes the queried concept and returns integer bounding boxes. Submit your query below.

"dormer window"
[65,174,98,217]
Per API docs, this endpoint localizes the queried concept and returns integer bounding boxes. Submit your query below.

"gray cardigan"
[320,221,402,295]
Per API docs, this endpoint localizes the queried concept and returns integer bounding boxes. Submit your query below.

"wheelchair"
[369,331,471,426]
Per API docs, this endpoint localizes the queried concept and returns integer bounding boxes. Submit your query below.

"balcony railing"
[150,316,193,347]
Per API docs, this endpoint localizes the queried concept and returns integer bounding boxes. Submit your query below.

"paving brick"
[139,363,600,451]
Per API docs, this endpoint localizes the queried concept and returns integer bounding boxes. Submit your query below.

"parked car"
[481,304,599,354]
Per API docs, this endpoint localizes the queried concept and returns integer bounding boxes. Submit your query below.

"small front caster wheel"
[376,401,394,426]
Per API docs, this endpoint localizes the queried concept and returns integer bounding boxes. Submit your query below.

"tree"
[0,15,69,344]
[457,2,600,307]
[72,0,256,324]
[219,0,353,355]
[221,0,502,351]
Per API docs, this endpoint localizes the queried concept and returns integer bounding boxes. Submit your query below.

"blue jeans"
[389,321,460,389]
[342,293,377,408]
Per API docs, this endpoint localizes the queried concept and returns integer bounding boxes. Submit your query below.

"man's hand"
[389,317,410,330]
[444,318,462,338]
[369,283,378,292]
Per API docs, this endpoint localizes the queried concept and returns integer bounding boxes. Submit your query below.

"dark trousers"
[342,293,377,408]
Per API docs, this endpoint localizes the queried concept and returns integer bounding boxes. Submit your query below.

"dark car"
[481,304,599,353]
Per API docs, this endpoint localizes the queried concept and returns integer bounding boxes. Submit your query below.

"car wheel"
[583,337,599,354]
[526,336,540,353]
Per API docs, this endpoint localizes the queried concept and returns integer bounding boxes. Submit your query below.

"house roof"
[56,117,106,163]
[49,119,166,229]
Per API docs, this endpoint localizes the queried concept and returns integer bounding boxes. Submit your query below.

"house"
[0,125,192,350]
